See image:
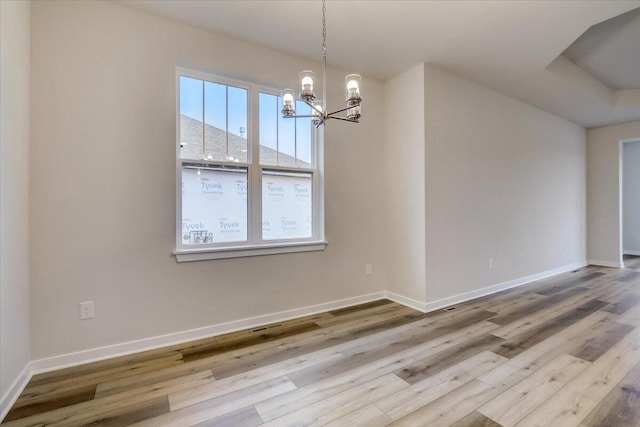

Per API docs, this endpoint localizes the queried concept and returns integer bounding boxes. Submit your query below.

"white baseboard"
[17,260,588,404]
[29,291,386,375]
[384,291,428,312]
[388,261,588,314]
[0,362,32,422]
[623,250,640,256]
[588,259,625,268]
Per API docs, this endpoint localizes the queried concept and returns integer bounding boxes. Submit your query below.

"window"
[175,68,325,261]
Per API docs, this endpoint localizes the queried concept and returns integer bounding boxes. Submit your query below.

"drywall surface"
[383,64,426,302]
[0,0,31,403]
[587,121,640,264]
[423,64,587,301]
[30,0,387,358]
[623,141,640,254]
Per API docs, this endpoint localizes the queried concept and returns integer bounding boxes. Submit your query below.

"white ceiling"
[114,0,640,128]
[563,8,640,90]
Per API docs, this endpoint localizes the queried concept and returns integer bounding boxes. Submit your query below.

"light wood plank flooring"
[3,260,640,426]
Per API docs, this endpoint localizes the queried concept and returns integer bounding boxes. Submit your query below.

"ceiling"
[562,7,640,91]
[114,0,640,128]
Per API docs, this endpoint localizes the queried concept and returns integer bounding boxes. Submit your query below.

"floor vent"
[444,307,458,312]
[251,324,281,333]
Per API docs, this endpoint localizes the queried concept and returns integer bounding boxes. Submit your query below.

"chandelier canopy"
[281,0,362,127]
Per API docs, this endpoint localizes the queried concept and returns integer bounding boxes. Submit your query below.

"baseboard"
[388,261,588,314]
[29,291,386,374]
[0,362,32,422]
[26,261,589,380]
[384,291,428,312]
[588,259,625,268]
[623,250,640,256]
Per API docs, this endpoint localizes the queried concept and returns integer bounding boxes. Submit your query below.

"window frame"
[174,67,326,262]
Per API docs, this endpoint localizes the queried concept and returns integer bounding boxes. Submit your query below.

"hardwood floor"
[3,262,640,426]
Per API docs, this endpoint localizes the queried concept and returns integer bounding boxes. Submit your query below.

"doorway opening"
[621,138,640,269]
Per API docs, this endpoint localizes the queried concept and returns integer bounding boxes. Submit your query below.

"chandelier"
[281,0,362,127]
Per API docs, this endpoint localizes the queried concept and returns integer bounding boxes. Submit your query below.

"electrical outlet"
[80,301,94,320]
[489,258,494,269]
[365,264,373,276]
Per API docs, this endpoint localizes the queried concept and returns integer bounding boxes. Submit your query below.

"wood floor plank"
[182,321,322,363]
[493,299,608,359]
[451,411,503,427]
[388,379,501,426]
[565,326,640,403]
[322,404,393,427]
[603,293,640,315]
[207,305,425,380]
[395,334,504,384]
[316,301,408,327]
[513,388,598,427]
[616,303,640,326]
[491,287,604,339]
[70,396,170,427]
[168,347,343,411]
[580,359,640,427]
[191,407,263,427]
[478,354,589,427]
[2,371,214,427]
[534,272,605,296]
[94,364,215,398]
[2,385,97,422]
[569,321,635,362]
[618,271,640,282]
[260,374,407,427]
[133,376,296,427]
[379,351,506,420]
[286,316,499,388]
[25,350,185,388]
[490,286,589,326]
[17,352,184,402]
[255,321,500,422]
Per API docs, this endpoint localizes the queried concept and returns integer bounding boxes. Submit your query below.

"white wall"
[0,0,31,410]
[30,0,387,360]
[623,141,640,255]
[422,65,586,302]
[587,121,640,266]
[383,64,426,302]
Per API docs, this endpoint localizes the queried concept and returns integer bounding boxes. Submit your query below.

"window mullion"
[249,86,262,244]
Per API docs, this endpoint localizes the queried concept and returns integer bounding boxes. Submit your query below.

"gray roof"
[180,115,311,168]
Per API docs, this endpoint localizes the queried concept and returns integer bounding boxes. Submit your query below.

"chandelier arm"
[326,104,360,116]
[282,114,318,119]
[327,116,359,123]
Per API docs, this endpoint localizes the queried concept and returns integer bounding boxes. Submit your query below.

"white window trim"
[173,67,326,262]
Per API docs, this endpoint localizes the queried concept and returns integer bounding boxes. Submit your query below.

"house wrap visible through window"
[174,68,325,262]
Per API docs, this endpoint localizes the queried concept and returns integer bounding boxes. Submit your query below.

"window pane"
[262,171,312,240]
[179,76,203,160]
[204,82,227,162]
[259,92,278,166]
[277,96,296,167]
[228,86,248,163]
[295,102,313,168]
[182,165,248,244]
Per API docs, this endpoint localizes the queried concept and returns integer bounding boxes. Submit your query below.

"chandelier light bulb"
[299,70,316,100]
[345,74,362,103]
[281,89,296,116]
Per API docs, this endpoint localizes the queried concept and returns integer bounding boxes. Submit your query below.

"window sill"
[174,240,328,262]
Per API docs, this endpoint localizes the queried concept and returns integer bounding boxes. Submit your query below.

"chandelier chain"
[322,0,327,57]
